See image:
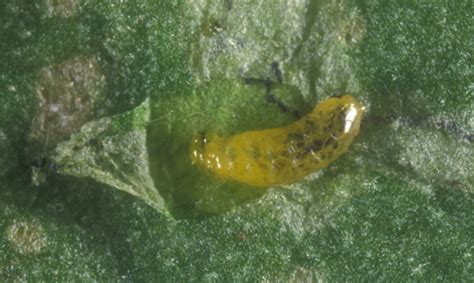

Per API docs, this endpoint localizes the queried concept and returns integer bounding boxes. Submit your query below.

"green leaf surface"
[1,0,472,281]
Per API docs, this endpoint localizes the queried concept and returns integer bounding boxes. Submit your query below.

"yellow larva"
[190,95,364,187]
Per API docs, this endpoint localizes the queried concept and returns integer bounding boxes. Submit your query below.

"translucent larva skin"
[190,95,364,187]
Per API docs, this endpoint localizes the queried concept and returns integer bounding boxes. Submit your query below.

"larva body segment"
[190,95,364,187]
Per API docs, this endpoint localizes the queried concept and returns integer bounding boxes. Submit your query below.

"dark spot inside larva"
[227,149,236,163]
[304,119,315,134]
[338,108,346,118]
[286,143,298,155]
[249,146,262,159]
[324,136,335,145]
[256,159,268,170]
[282,146,294,159]
[331,142,339,150]
[295,139,324,160]
[290,155,301,165]
[294,151,306,160]
[325,148,334,157]
[339,108,350,125]
[323,124,333,135]
[298,163,310,172]
[288,132,305,144]
[326,111,336,121]
[272,158,287,171]
[306,139,324,152]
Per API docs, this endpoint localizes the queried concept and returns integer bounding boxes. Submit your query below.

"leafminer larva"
[190,95,364,187]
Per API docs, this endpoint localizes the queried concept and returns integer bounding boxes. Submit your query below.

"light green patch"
[45,0,82,17]
[47,99,169,216]
[395,123,473,192]
[353,0,473,116]
[5,219,48,254]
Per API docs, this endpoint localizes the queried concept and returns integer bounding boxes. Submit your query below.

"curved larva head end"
[339,95,364,135]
